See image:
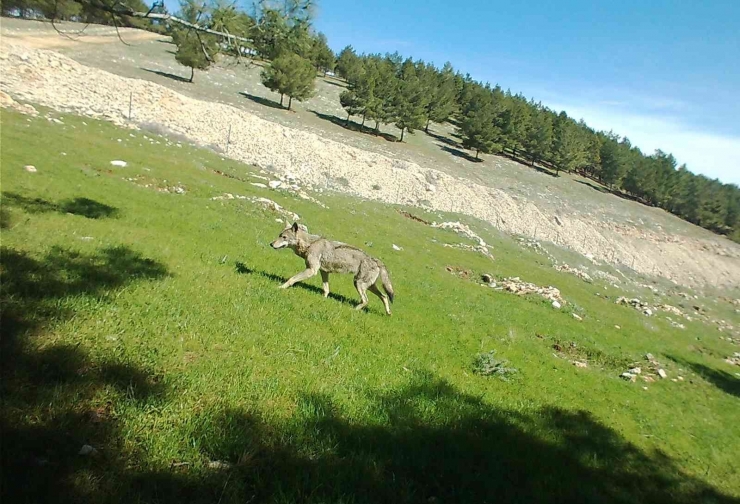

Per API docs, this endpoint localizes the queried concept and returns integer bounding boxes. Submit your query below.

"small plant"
[472,351,518,381]
[372,184,381,190]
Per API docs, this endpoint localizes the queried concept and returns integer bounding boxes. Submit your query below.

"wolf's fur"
[270,223,395,315]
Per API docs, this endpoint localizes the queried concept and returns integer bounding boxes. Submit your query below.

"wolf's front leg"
[320,270,330,297]
[280,267,318,289]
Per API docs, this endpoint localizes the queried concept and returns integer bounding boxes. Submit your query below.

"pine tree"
[503,95,531,159]
[364,56,398,133]
[392,59,429,141]
[311,32,336,76]
[598,134,624,188]
[524,106,553,167]
[552,112,585,175]
[174,31,215,83]
[335,45,361,81]
[423,62,457,132]
[457,86,499,160]
[260,52,315,110]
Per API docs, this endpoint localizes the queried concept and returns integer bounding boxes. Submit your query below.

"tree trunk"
[280,94,284,107]
[475,149,480,160]
[375,121,380,133]
[400,127,405,142]
[346,112,351,125]
[425,117,431,133]
[361,113,366,127]
[288,96,293,110]
[189,67,194,82]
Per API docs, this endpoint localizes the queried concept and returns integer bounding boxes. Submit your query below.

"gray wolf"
[270,223,395,315]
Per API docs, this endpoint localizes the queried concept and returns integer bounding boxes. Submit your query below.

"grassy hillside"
[1,108,739,503]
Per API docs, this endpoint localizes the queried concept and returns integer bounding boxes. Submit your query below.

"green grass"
[1,108,739,504]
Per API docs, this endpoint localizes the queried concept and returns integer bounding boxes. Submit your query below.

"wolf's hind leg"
[368,283,391,316]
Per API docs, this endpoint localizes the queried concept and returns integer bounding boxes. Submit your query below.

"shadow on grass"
[0,245,169,503]
[238,91,285,110]
[2,192,119,219]
[426,129,461,148]
[118,371,736,504]
[321,78,346,88]
[234,261,355,306]
[310,110,398,142]
[666,355,740,398]
[576,178,610,194]
[141,67,191,83]
[441,145,483,163]
[1,247,734,502]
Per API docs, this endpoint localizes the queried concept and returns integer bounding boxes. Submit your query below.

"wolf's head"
[270,222,301,250]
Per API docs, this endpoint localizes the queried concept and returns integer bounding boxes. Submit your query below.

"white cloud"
[547,101,740,185]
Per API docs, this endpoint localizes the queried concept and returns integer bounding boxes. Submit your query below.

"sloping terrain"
[1,18,739,289]
[2,107,739,503]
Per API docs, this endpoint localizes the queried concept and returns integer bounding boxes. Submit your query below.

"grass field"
[2,107,739,503]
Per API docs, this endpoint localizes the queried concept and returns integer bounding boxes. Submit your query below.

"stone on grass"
[78,445,97,456]
[552,300,562,309]
[110,160,127,167]
[24,165,37,173]
[658,369,667,379]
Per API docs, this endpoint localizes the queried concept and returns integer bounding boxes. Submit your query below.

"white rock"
[426,184,436,193]
[620,372,637,382]
[552,300,562,309]
[572,313,582,321]
[268,180,282,189]
[572,361,588,368]
[657,369,667,379]
[78,444,97,456]
[628,367,642,375]
[24,165,37,172]
[110,160,127,167]
[643,308,653,316]
[392,244,403,251]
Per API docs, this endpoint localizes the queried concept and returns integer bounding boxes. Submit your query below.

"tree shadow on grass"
[441,145,483,163]
[2,192,119,219]
[234,261,356,306]
[309,110,398,142]
[426,129,461,148]
[0,245,170,504]
[238,91,285,110]
[141,67,191,83]
[666,355,740,398]
[118,371,737,504]
[321,78,346,88]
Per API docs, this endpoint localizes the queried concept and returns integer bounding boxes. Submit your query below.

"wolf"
[270,223,395,315]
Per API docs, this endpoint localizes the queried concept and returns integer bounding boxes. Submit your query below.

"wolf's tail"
[378,262,395,303]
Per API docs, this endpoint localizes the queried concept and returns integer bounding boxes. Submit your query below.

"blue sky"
[165,0,740,184]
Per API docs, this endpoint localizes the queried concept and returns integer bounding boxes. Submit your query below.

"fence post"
[225,124,232,155]
[128,92,133,121]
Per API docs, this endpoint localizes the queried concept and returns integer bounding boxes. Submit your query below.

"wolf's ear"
[292,222,299,232]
